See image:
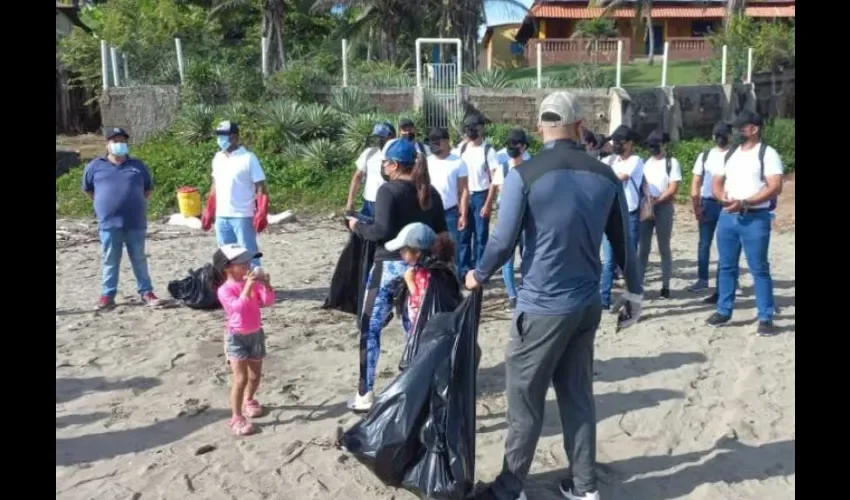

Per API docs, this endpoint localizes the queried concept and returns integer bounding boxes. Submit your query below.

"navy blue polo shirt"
[81,156,153,230]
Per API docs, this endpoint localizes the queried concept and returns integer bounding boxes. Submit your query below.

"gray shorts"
[225,329,267,361]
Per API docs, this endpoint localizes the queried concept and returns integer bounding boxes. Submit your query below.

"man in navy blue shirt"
[466,92,644,500]
[81,128,159,309]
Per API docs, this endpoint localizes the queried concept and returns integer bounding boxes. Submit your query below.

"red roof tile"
[530,4,795,19]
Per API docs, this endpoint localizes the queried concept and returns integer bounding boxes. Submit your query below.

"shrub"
[329,87,377,117]
[763,118,795,173]
[265,61,334,102]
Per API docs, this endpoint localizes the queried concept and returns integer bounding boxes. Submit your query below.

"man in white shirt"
[456,114,500,275]
[346,123,394,218]
[600,125,644,309]
[426,127,468,267]
[201,121,268,269]
[382,118,430,158]
[638,131,682,299]
[705,110,783,336]
[689,122,732,297]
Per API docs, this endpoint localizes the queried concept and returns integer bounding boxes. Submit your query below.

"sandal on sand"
[228,416,255,436]
[243,399,263,418]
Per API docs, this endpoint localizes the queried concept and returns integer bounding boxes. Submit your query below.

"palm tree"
[314,0,418,64]
[599,0,656,65]
[210,0,292,73]
[725,0,747,30]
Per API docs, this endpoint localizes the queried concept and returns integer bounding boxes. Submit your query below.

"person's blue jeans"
[458,190,490,275]
[444,206,462,270]
[502,231,526,299]
[716,210,774,321]
[600,211,640,307]
[698,197,722,285]
[215,216,261,268]
[360,200,375,218]
[99,228,154,298]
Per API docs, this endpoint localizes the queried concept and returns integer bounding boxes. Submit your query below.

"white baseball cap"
[213,243,262,267]
[384,223,436,252]
[538,91,583,127]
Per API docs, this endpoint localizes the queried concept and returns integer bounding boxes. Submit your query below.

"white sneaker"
[559,481,600,500]
[347,391,374,413]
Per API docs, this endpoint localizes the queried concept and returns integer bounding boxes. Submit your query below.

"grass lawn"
[505,59,705,86]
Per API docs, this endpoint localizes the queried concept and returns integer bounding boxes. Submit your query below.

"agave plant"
[298,138,350,172]
[329,88,377,117]
[255,100,305,153]
[464,69,513,89]
[173,104,218,145]
[340,113,384,155]
[300,104,341,141]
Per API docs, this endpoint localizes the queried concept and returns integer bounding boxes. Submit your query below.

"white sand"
[56,211,795,500]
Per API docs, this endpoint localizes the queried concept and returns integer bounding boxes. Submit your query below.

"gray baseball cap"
[384,223,436,252]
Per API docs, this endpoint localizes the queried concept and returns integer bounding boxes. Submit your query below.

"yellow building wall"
[487,25,523,69]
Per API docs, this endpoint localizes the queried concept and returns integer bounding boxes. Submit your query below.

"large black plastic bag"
[396,260,463,372]
[167,264,223,310]
[341,290,482,500]
[323,231,376,316]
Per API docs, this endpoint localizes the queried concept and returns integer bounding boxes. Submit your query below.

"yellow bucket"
[177,186,202,218]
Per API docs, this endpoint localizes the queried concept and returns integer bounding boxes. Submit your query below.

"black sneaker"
[757,320,778,337]
[703,293,718,304]
[508,297,517,310]
[659,287,670,299]
[705,312,731,327]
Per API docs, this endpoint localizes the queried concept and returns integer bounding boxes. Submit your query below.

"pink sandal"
[228,416,255,436]
[243,399,263,418]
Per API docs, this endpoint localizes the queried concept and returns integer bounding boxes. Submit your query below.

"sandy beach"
[56,196,795,500]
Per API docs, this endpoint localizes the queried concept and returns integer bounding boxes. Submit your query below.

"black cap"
[428,127,449,142]
[506,128,529,145]
[582,129,598,146]
[105,127,129,141]
[712,122,732,136]
[463,114,486,127]
[215,120,240,136]
[732,109,763,128]
[647,130,671,145]
[611,124,639,142]
[399,118,415,129]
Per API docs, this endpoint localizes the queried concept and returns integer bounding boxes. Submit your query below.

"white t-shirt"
[642,156,683,198]
[382,138,431,157]
[355,147,385,202]
[427,153,468,210]
[692,147,728,199]
[605,154,644,212]
[715,143,783,210]
[494,148,532,167]
[212,147,266,218]
[456,142,500,193]
[492,158,526,186]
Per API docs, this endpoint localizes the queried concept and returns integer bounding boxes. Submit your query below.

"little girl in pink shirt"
[213,244,275,436]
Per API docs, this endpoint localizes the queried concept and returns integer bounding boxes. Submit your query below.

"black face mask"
[733,130,749,145]
[403,132,416,142]
[612,142,625,155]
[466,128,480,140]
[380,162,392,182]
[714,135,729,148]
[506,146,522,159]
[648,144,662,156]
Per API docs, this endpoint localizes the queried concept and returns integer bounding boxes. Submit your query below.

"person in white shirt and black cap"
[705,109,783,336]
[426,126,469,266]
[638,130,682,299]
[345,122,395,218]
[599,124,645,309]
[382,118,430,157]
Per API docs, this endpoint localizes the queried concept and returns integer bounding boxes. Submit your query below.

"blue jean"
[716,210,775,321]
[458,190,490,275]
[215,216,261,268]
[99,228,153,298]
[360,200,375,218]
[359,260,410,394]
[600,211,640,306]
[502,231,525,299]
[444,206,462,270]
[697,198,722,285]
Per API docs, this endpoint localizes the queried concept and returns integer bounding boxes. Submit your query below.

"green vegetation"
[504,60,703,87]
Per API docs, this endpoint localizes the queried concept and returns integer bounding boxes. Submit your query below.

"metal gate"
[415,38,463,129]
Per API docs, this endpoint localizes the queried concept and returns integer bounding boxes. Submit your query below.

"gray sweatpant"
[638,201,674,288]
[488,302,602,499]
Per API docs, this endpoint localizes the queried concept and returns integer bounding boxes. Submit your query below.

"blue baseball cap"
[371,123,392,138]
[384,138,418,164]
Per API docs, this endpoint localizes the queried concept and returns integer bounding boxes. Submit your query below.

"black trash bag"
[323,230,376,318]
[396,260,463,372]
[167,264,223,310]
[341,289,482,500]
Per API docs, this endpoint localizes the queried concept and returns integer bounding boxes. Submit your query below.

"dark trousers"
[458,190,490,276]
[488,302,603,499]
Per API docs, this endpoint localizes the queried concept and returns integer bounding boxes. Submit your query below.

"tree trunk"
[366,27,373,61]
[646,15,655,66]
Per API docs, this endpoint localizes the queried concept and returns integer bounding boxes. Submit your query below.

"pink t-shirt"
[217,279,275,334]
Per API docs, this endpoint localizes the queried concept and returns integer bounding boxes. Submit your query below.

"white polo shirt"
[212,147,266,218]
[354,146,385,202]
[605,154,644,212]
[382,138,431,157]
[427,153,467,210]
[716,142,783,210]
[642,156,683,198]
[456,141,499,193]
[692,147,728,199]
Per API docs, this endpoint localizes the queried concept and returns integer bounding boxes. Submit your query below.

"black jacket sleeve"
[355,184,395,242]
[604,186,643,295]
[429,188,448,234]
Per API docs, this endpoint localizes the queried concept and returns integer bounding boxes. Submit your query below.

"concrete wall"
[101,85,182,144]
[465,88,611,133]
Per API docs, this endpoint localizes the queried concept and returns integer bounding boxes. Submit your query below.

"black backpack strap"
[665,156,672,176]
[724,145,739,164]
[460,142,468,155]
[758,142,768,181]
[701,149,710,168]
